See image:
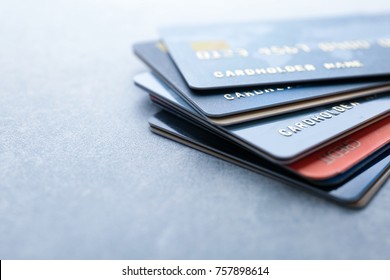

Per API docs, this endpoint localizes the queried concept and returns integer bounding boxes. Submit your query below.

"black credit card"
[149,110,390,208]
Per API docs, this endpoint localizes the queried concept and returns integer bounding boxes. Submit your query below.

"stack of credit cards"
[133,14,390,207]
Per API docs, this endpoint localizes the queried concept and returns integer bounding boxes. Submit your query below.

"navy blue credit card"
[161,14,390,89]
[133,41,390,125]
[149,110,390,207]
[134,72,390,163]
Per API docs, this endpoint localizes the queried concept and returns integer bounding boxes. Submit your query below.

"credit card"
[149,92,390,186]
[161,14,390,89]
[148,110,390,207]
[288,117,390,181]
[134,71,390,163]
[133,41,390,125]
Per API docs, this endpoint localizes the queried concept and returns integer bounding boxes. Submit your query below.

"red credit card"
[289,116,390,180]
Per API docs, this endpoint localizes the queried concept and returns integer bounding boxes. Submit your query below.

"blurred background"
[1,0,390,259]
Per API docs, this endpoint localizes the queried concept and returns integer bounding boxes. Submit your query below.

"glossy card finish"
[134,42,390,125]
[161,14,390,89]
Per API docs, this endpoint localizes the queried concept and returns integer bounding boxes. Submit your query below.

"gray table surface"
[1,0,390,259]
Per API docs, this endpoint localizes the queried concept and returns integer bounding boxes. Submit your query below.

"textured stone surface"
[0,0,390,259]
